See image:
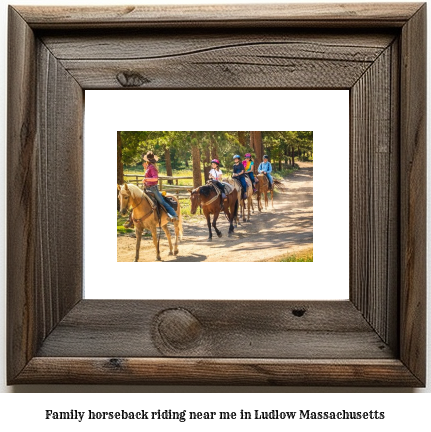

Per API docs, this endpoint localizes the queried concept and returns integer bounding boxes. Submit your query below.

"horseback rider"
[258,154,273,190]
[232,154,247,200]
[142,151,178,221]
[209,159,227,194]
[242,153,258,192]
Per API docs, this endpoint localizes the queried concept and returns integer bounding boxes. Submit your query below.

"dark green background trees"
[118,131,313,187]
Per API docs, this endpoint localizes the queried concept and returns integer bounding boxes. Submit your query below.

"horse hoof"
[207,238,212,242]
[134,259,138,262]
[156,256,161,261]
[228,232,232,237]
[174,250,179,255]
[168,251,173,256]
[217,232,222,238]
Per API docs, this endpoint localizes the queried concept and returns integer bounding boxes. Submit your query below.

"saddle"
[144,189,178,214]
[222,182,234,195]
[232,177,243,190]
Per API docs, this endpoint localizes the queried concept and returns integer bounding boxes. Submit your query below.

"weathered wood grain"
[35,40,83,338]
[36,300,393,359]
[399,3,427,385]
[41,31,395,60]
[350,45,398,347]
[59,44,389,90]
[7,6,38,382]
[16,3,423,29]
[7,6,83,384]
[15,358,423,386]
[40,31,395,89]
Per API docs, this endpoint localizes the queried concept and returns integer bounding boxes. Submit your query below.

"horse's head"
[117,184,131,216]
[188,188,201,215]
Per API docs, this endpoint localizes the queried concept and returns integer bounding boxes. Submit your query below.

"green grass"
[117,215,133,235]
[277,249,313,262]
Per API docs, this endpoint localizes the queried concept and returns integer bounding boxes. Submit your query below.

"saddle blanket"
[221,182,234,195]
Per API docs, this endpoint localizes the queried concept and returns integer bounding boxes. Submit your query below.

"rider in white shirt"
[209,159,226,195]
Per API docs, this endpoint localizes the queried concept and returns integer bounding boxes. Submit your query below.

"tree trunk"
[191,140,202,188]
[117,131,124,211]
[291,146,295,167]
[278,157,282,171]
[210,134,218,160]
[117,131,124,185]
[203,145,211,182]
[238,131,246,148]
[250,131,263,172]
[164,146,173,184]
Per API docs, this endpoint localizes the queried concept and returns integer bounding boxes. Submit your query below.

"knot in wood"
[155,308,203,351]
[116,71,150,87]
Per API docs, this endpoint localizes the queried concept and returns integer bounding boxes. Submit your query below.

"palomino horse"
[225,176,253,222]
[118,183,183,261]
[189,182,238,240]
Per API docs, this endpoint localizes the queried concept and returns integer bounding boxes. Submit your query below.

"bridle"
[120,187,153,224]
[192,184,221,207]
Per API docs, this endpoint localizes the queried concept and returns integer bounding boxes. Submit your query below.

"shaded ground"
[117,162,313,262]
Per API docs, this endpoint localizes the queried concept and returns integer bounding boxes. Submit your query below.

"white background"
[85,90,349,300]
[0,0,430,427]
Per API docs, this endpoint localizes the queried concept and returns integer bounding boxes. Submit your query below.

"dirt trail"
[117,162,313,262]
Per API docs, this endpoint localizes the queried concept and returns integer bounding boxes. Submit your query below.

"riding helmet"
[233,154,240,160]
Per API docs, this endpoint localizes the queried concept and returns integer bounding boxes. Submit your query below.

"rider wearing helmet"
[232,154,247,200]
[258,154,273,190]
[242,153,258,192]
[209,159,226,194]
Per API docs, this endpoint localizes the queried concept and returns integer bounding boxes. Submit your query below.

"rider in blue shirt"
[258,155,273,189]
[232,155,247,199]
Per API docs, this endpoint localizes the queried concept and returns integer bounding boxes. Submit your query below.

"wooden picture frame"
[7,3,426,386]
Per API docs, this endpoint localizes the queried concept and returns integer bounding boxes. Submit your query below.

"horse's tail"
[272,179,287,193]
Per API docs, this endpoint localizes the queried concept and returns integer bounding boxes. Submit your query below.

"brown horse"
[189,183,238,240]
[257,174,273,208]
[225,176,253,222]
[256,174,287,208]
[118,183,183,261]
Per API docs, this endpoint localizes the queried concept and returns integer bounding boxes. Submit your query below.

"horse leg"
[271,190,274,208]
[134,228,142,262]
[162,225,173,256]
[247,197,251,221]
[226,201,234,237]
[173,221,180,255]
[212,211,222,238]
[150,226,161,261]
[206,213,213,241]
[234,195,239,227]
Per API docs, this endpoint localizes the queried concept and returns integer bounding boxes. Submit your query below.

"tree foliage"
[118,131,313,185]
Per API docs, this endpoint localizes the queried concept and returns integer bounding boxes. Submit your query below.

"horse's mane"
[125,183,143,200]
[199,185,214,197]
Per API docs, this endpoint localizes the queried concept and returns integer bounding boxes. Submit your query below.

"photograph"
[117,131,313,263]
